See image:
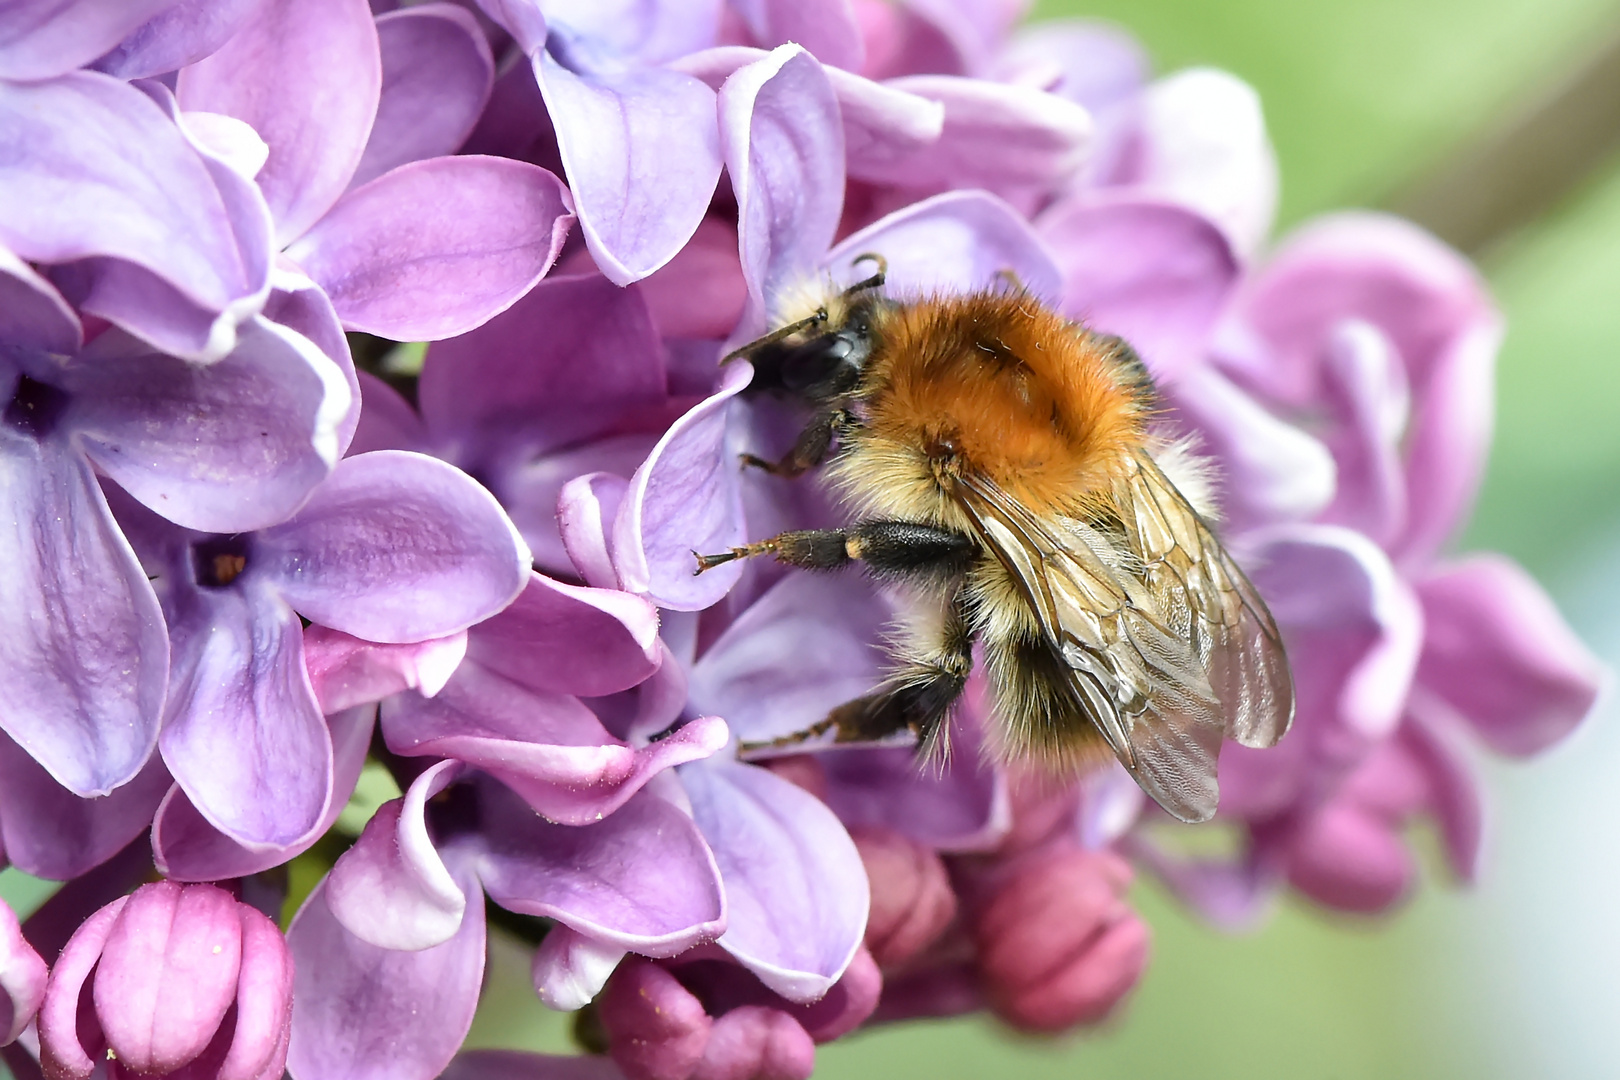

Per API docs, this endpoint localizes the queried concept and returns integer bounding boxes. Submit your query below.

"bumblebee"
[695,259,1293,823]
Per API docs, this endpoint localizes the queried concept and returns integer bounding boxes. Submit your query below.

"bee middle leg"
[694,519,975,577]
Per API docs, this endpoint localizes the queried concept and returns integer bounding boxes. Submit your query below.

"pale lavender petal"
[1314,319,1409,545]
[473,0,545,54]
[0,735,169,881]
[531,926,626,1011]
[37,895,127,1080]
[177,0,381,245]
[535,52,721,284]
[153,705,373,882]
[260,265,361,456]
[327,760,466,950]
[289,155,574,340]
[865,75,1090,192]
[829,67,945,185]
[349,370,428,456]
[1121,69,1278,258]
[160,582,331,848]
[0,900,45,1045]
[92,0,263,79]
[68,317,349,533]
[826,189,1063,303]
[720,46,844,332]
[381,663,728,824]
[257,450,530,643]
[730,0,862,72]
[306,627,467,714]
[351,5,494,189]
[466,572,660,697]
[681,761,868,1002]
[0,245,80,355]
[475,782,726,954]
[687,571,889,743]
[287,872,484,1080]
[1415,555,1603,756]
[0,439,165,796]
[995,19,1149,113]
[613,360,753,610]
[542,0,719,67]
[181,110,270,181]
[1124,837,1272,931]
[506,435,655,576]
[1037,194,1238,380]
[0,0,172,80]
[558,472,629,590]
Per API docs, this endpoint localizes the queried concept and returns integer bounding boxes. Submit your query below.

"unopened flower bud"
[691,1006,814,1080]
[598,958,712,1080]
[849,827,957,968]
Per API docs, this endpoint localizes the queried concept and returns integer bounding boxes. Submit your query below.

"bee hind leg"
[694,520,975,578]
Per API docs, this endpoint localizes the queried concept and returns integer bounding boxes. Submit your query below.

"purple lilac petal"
[381,663,728,825]
[0,900,45,1045]
[855,0,963,80]
[1414,555,1604,756]
[995,19,1149,114]
[902,0,1030,74]
[613,360,753,610]
[0,735,169,880]
[259,268,363,456]
[305,628,467,713]
[1075,761,1147,849]
[1400,710,1483,881]
[348,370,428,456]
[466,572,660,697]
[0,245,81,354]
[532,926,627,1011]
[730,0,863,72]
[0,439,166,797]
[475,782,727,954]
[686,571,889,743]
[1122,836,1272,931]
[92,0,264,79]
[473,0,546,54]
[160,581,331,849]
[441,1051,624,1080]
[535,51,722,284]
[721,46,845,334]
[153,705,374,881]
[541,0,720,67]
[1314,319,1409,546]
[69,318,349,533]
[559,472,630,590]
[0,0,172,80]
[287,871,485,1080]
[1120,69,1279,258]
[1037,195,1239,381]
[680,761,868,1002]
[826,189,1063,303]
[92,882,242,1075]
[327,760,466,951]
[37,894,127,1080]
[257,450,530,643]
[500,433,663,574]
[181,110,271,182]
[288,155,574,340]
[865,75,1091,192]
[178,0,381,246]
[350,5,494,190]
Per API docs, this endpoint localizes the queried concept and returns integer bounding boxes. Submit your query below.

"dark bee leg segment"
[740,407,853,478]
[694,521,974,579]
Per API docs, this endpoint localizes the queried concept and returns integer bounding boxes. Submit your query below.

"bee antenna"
[842,252,888,296]
[718,308,829,366]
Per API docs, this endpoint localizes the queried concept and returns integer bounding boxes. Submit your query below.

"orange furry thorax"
[848,291,1146,517]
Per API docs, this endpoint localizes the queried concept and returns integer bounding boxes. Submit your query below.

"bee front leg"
[740,407,854,478]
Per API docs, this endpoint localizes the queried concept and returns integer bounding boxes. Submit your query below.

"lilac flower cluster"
[0,2,1603,1080]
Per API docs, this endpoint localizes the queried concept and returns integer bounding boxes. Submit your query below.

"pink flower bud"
[972,847,1149,1034]
[39,882,292,1080]
[849,827,956,968]
[598,958,712,1080]
[691,1006,814,1080]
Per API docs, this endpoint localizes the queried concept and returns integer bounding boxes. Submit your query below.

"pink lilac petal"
[686,571,890,743]
[441,1051,624,1080]
[1414,554,1604,756]
[796,945,881,1041]
[257,450,530,643]
[0,0,172,78]
[92,0,264,80]
[694,1006,814,1080]
[559,473,630,590]
[636,216,748,340]
[1399,708,1484,881]
[542,0,721,67]
[305,628,468,714]
[350,5,495,190]
[0,900,45,1046]
[1037,194,1239,381]
[348,371,428,456]
[866,75,1090,193]
[531,926,627,1011]
[826,189,1063,303]
[381,663,728,825]
[599,959,712,1080]
[68,319,349,533]
[613,359,753,610]
[327,760,466,951]
[1314,319,1410,545]
[535,52,722,285]
[681,761,868,1002]
[1123,835,1272,930]
[902,0,1030,74]
[0,246,81,355]
[853,0,963,80]
[178,0,382,246]
[153,705,374,881]
[466,572,660,698]
[722,46,845,333]
[474,782,727,954]
[92,882,242,1074]
[287,872,485,1080]
[0,737,169,880]
[994,19,1148,112]
[218,904,294,1080]
[37,895,128,1080]
[0,439,166,797]
[288,155,574,340]
[160,583,331,849]
[731,0,863,72]
[1282,791,1414,913]
[1120,69,1278,258]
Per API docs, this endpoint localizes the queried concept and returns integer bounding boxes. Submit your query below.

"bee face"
[706,272,1293,824]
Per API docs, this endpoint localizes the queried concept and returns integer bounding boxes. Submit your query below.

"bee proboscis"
[695,259,1294,823]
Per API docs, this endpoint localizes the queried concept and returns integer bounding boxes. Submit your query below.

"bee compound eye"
[782,333,857,393]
